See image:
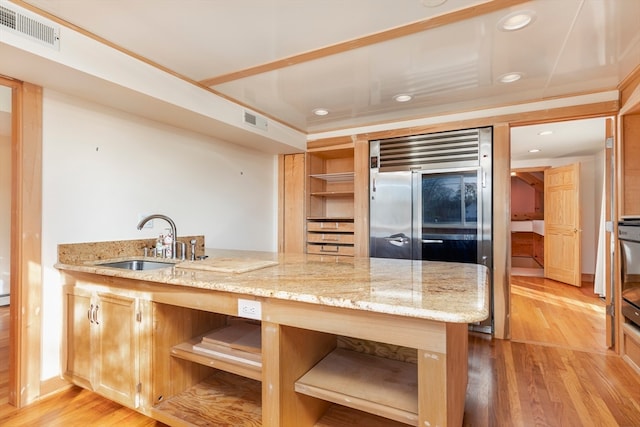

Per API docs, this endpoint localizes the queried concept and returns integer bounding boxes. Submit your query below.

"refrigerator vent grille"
[374,128,481,171]
[0,3,60,49]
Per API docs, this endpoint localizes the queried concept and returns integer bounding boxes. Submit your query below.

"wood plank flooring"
[510,275,608,352]
[1,277,640,426]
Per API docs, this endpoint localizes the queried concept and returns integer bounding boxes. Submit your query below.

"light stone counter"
[56,246,490,324]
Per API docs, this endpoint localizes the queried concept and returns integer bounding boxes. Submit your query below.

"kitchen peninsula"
[56,240,489,427]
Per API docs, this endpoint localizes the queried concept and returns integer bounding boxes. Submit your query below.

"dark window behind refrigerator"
[420,172,479,263]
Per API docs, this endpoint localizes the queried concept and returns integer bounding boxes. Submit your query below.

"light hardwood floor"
[1,278,640,426]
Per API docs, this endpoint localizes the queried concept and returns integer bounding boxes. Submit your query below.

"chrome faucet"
[137,214,185,260]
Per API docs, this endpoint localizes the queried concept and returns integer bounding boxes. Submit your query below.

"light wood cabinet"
[306,142,356,258]
[64,284,148,408]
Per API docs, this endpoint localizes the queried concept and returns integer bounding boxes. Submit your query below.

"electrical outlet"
[138,214,153,229]
[238,299,262,320]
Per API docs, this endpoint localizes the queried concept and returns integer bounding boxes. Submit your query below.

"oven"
[619,218,640,329]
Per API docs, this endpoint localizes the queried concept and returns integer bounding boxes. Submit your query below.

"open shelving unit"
[152,370,262,426]
[295,348,418,426]
[306,145,355,258]
[153,316,264,426]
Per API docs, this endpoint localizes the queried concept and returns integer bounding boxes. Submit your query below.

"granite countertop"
[55,247,490,324]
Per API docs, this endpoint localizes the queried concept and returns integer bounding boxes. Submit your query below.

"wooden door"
[279,153,305,253]
[63,286,93,390]
[93,292,140,408]
[544,163,582,286]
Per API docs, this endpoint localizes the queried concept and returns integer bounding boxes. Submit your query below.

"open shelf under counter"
[152,371,262,427]
[315,405,411,427]
[171,321,263,382]
[295,348,418,426]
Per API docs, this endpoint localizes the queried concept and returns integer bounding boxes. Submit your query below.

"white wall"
[41,89,279,380]
[511,153,603,277]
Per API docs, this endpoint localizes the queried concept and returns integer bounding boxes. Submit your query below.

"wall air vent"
[0,3,60,50]
[243,110,268,131]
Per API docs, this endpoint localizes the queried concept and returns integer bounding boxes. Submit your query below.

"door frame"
[4,75,43,408]
[508,116,616,349]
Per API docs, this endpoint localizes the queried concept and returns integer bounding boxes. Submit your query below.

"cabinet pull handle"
[93,305,99,325]
[320,245,339,253]
[321,234,340,242]
[321,222,339,230]
[88,304,93,323]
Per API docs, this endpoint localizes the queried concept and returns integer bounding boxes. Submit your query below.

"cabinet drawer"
[307,244,355,257]
[307,221,354,232]
[307,232,354,245]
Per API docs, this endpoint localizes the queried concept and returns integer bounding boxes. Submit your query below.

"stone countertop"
[55,248,490,324]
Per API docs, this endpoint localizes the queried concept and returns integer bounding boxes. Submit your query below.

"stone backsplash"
[58,235,205,264]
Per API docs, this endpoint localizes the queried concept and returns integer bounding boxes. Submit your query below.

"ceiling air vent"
[0,3,60,50]
[243,110,268,131]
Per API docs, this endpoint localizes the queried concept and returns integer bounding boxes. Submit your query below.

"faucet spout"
[137,214,178,259]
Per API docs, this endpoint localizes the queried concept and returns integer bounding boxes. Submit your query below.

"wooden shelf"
[307,217,354,222]
[171,321,262,381]
[152,371,262,427]
[310,191,354,197]
[295,348,418,426]
[315,404,411,427]
[310,172,355,182]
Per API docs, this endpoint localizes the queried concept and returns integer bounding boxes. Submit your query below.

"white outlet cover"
[238,299,262,320]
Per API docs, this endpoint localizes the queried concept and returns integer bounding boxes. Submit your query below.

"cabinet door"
[63,286,93,389]
[93,292,140,408]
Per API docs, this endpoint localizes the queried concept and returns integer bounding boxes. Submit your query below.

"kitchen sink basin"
[98,259,175,271]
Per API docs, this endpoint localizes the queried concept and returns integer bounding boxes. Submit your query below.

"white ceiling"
[511,117,607,162]
[11,0,640,157]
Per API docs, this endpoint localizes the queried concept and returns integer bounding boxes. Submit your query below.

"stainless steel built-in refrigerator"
[369,127,493,332]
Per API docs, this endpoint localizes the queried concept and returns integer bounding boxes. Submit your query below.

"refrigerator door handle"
[384,233,410,247]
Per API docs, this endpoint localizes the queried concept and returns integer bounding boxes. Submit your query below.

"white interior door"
[544,163,582,286]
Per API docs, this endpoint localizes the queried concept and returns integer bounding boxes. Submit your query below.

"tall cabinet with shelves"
[306,142,356,257]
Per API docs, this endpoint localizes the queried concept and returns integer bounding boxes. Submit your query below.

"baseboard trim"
[40,376,72,399]
[582,273,595,284]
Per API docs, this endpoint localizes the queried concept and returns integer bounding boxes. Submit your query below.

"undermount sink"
[98,259,175,271]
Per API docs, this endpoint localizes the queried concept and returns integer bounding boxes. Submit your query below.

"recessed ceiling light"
[498,11,536,31]
[538,130,553,136]
[498,72,523,83]
[312,108,329,116]
[529,148,541,153]
[393,94,413,103]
